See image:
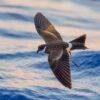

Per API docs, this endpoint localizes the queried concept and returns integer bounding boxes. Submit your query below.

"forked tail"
[69,34,88,50]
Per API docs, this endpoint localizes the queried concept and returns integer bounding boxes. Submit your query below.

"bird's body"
[34,12,87,89]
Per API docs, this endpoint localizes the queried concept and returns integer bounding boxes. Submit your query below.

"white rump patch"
[67,43,72,50]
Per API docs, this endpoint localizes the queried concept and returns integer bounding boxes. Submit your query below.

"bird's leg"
[68,50,79,68]
[71,61,79,68]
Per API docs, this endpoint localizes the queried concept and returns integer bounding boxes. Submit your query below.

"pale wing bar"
[48,48,63,67]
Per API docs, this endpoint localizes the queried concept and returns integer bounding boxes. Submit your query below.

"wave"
[0,88,34,100]
[0,29,40,40]
[72,51,100,69]
[0,87,90,100]
[0,12,33,22]
[0,0,100,99]
[0,51,44,60]
[0,50,100,68]
[0,85,99,100]
[0,5,33,10]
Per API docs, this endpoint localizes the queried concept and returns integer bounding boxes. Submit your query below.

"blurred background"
[0,0,100,100]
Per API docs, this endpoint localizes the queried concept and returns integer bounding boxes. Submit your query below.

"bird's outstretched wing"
[34,12,62,43]
[48,50,72,89]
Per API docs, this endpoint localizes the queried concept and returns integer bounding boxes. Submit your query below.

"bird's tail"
[69,34,88,50]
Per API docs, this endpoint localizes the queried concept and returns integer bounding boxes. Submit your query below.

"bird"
[34,12,88,89]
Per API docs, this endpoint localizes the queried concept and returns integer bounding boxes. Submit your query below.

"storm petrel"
[34,12,87,89]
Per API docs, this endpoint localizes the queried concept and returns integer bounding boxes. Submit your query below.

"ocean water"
[0,0,100,100]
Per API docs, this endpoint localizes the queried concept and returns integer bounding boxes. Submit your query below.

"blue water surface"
[0,0,100,100]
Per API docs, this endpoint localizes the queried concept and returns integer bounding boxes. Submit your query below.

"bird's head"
[37,44,46,53]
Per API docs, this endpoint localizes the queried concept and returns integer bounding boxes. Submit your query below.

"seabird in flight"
[34,12,87,89]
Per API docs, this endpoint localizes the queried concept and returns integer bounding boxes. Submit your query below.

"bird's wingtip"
[69,86,72,89]
[66,85,72,89]
[35,12,42,16]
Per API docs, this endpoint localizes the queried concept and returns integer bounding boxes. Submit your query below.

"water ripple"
[0,0,100,99]
[0,12,33,22]
[0,29,39,40]
[0,51,43,60]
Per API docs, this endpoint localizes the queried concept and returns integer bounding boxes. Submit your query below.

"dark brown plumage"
[34,12,87,89]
